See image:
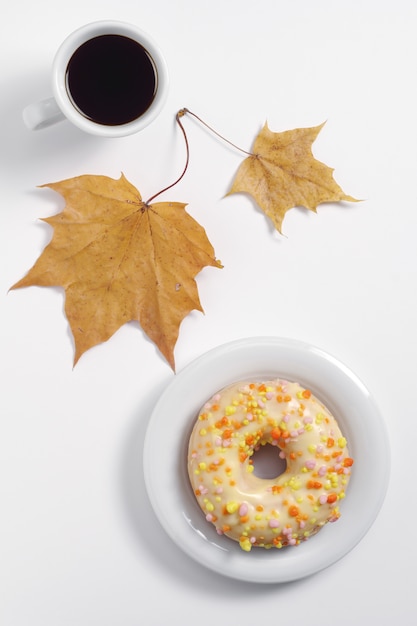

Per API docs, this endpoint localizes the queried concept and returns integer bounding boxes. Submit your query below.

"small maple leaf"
[11,174,221,369]
[227,122,357,233]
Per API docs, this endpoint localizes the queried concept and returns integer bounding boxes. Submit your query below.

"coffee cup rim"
[51,20,169,137]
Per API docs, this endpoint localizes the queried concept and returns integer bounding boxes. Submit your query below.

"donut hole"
[251,443,287,479]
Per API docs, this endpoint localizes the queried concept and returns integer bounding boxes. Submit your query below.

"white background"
[0,0,414,624]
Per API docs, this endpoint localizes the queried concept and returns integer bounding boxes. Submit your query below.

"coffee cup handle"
[23,97,66,130]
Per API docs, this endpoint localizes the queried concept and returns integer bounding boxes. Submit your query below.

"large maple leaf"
[11,174,221,369]
[227,122,357,233]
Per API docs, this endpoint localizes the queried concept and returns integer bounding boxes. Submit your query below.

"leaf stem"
[180,107,253,157]
[145,111,190,205]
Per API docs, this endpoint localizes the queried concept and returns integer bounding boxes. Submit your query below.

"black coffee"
[66,34,157,126]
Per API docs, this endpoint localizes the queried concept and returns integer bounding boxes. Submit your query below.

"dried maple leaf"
[11,174,221,369]
[227,122,357,233]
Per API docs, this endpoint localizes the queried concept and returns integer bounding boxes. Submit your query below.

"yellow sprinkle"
[225,406,236,415]
[338,437,347,448]
[205,501,214,512]
[246,464,254,473]
[289,478,302,490]
[308,444,316,454]
[199,428,207,436]
[315,413,324,424]
[239,537,252,552]
[226,501,239,514]
[198,462,206,471]
[255,514,262,521]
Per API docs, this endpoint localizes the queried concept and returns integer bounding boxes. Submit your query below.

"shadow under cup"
[65,33,158,127]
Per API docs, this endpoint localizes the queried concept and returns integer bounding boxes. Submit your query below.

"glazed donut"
[188,379,354,551]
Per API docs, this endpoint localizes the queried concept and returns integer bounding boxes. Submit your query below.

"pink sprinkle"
[299,521,305,529]
[303,416,313,424]
[297,427,305,435]
[250,536,256,544]
[289,538,297,546]
[319,494,327,504]
[206,514,214,522]
[266,392,274,400]
[258,400,265,408]
[279,450,286,459]
[283,415,290,423]
[215,486,223,494]
[318,465,327,476]
[247,413,254,421]
[269,519,280,528]
[305,460,316,470]
[239,503,249,517]
[215,437,222,446]
[199,485,208,495]
[222,439,231,447]
[316,445,324,454]
[213,394,221,402]
[290,430,298,438]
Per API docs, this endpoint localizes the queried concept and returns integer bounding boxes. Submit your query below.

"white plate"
[143,337,390,583]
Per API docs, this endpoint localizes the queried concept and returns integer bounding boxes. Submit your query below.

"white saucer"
[143,337,390,583]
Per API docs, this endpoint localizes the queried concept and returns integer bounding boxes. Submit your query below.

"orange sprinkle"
[239,452,248,463]
[284,395,292,402]
[222,525,231,532]
[327,437,335,448]
[258,384,267,392]
[245,434,255,446]
[240,515,250,523]
[289,452,296,460]
[307,480,323,489]
[343,457,354,467]
[302,389,312,399]
[256,505,264,511]
[327,493,338,504]
[271,427,282,440]
[276,395,283,403]
[211,404,220,412]
[289,505,299,517]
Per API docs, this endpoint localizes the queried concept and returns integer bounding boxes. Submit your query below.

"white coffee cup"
[23,20,169,137]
